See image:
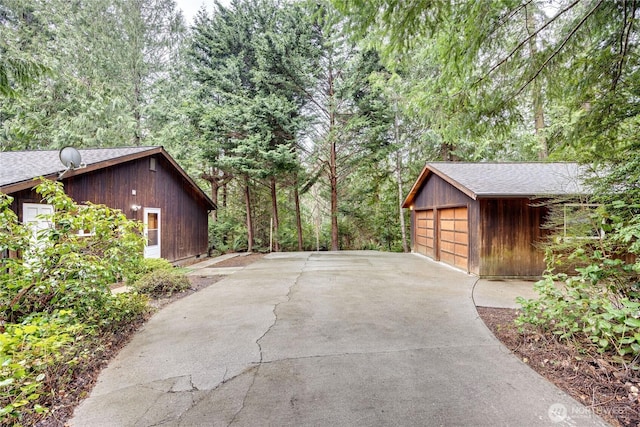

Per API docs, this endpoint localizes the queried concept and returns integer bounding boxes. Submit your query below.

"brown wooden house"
[0,146,215,264]
[402,162,587,278]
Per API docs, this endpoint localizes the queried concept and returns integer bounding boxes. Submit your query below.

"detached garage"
[402,162,587,278]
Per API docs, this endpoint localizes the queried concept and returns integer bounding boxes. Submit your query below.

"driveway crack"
[255,253,309,363]
[228,253,310,426]
[227,365,259,426]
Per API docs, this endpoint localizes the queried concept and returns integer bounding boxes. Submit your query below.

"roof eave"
[1,175,59,194]
[1,147,217,210]
[402,163,478,208]
[474,192,588,199]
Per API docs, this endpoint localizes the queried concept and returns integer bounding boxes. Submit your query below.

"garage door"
[438,207,468,271]
[415,210,434,257]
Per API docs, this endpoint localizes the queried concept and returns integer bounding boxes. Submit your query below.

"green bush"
[0,179,149,423]
[517,199,640,363]
[0,180,145,323]
[139,257,174,272]
[132,269,190,298]
[93,293,149,333]
[126,257,174,283]
[0,310,80,423]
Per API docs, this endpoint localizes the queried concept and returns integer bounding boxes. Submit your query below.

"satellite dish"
[58,146,85,179]
[59,146,82,169]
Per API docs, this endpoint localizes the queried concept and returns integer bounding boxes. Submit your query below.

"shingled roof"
[402,162,591,207]
[0,146,215,209]
[1,146,156,188]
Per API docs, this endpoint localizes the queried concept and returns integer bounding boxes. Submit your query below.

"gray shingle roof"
[0,146,157,188]
[403,162,592,207]
[427,162,589,197]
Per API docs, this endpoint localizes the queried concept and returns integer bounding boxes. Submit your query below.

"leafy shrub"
[139,257,173,272]
[517,276,640,359]
[125,257,174,283]
[0,180,145,323]
[92,293,149,333]
[132,269,190,298]
[0,179,149,423]
[0,311,80,423]
[517,198,640,363]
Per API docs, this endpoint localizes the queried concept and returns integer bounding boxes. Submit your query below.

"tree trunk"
[201,166,231,223]
[133,72,142,146]
[526,4,547,159]
[222,182,228,245]
[294,172,303,251]
[330,137,338,251]
[222,182,228,208]
[328,66,339,251]
[210,177,219,223]
[244,177,254,253]
[393,99,409,252]
[270,175,280,252]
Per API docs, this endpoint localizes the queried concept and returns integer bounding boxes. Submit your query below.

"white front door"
[143,208,161,258]
[23,203,54,237]
[23,203,54,258]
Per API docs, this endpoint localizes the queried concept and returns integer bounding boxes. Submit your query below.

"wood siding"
[408,171,549,277]
[438,207,469,271]
[415,210,434,257]
[7,156,210,262]
[478,198,547,277]
[410,173,478,274]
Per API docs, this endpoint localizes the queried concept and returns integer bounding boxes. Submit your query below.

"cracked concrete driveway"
[70,251,607,426]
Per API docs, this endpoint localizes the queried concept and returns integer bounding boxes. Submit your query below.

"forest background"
[4,2,640,422]
[1,0,639,255]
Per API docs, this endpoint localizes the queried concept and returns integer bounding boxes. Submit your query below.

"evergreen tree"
[188,0,318,252]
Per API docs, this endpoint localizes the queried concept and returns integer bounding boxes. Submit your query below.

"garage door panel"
[455,208,468,220]
[440,240,455,253]
[454,232,467,244]
[454,221,468,233]
[440,219,455,231]
[437,207,469,272]
[454,256,467,269]
[454,243,468,256]
[415,210,435,257]
[440,209,456,220]
[440,230,455,242]
[440,251,456,265]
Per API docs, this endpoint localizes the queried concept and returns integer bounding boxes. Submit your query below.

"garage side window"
[563,203,604,240]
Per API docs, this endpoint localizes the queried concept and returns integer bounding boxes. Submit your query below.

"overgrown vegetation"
[518,165,640,364]
[132,268,190,298]
[0,180,149,425]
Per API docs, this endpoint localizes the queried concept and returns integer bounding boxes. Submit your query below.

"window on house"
[563,203,604,240]
[75,205,95,236]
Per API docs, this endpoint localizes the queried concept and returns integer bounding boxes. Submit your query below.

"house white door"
[23,203,54,237]
[23,203,54,258]
[143,208,161,258]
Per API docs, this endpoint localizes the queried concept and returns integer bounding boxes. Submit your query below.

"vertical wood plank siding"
[409,171,548,277]
[411,173,479,274]
[8,156,210,262]
[478,198,547,277]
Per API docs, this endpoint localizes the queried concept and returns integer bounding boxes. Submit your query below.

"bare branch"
[470,0,582,89]
[513,0,605,98]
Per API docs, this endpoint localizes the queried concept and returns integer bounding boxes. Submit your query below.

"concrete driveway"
[70,251,607,426]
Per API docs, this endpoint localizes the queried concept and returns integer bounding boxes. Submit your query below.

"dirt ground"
[477,307,640,427]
